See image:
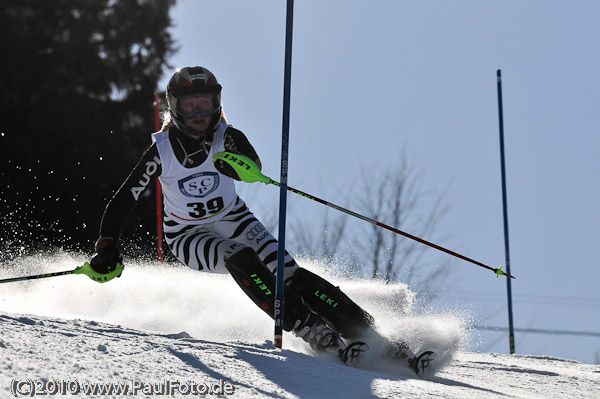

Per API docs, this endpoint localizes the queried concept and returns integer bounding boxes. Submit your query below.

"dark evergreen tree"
[0,0,177,254]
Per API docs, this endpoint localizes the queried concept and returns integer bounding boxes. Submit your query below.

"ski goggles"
[175,94,219,119]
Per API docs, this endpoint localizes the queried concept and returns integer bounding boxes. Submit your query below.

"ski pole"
[0,268,80,284]
[0,262,124,284]
[213,152,515,279]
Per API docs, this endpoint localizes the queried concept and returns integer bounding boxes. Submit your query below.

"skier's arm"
[98,143,162,241]
[217,127,262,180]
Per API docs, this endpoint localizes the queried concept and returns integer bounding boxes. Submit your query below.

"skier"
[88,66,376,359]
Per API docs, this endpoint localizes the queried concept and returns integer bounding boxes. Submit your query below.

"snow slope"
[1,253,598,398]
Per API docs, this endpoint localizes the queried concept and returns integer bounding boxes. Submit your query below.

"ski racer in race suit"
[89,66,375,355]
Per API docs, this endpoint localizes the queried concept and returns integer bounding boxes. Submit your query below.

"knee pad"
[225,247,309,331]
[287,268,374,339]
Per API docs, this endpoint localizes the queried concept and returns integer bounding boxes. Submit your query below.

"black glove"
[90,237,123,274]
[214,157,242,180]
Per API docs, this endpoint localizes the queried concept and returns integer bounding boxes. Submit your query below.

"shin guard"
[287,268,374,339]
[225,247,309,331]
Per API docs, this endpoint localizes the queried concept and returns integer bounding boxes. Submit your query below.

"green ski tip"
[496,266,504,278]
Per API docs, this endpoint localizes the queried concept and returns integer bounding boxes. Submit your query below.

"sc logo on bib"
[178,172,219,198]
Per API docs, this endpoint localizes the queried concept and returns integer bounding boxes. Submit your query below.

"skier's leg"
[287,267,375,340]
[212,199,298,280]
[224,247,305,331]
[225,247,345,354]
[163,204,349,354]
[163,213,243,273]
[172,199,369,349]
[212,200,374,339]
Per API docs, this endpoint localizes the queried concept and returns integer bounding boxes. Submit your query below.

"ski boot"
[293,313,345,355]
[293,313,368,365]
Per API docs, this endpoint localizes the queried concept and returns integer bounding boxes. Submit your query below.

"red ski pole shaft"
[276,182,515,279]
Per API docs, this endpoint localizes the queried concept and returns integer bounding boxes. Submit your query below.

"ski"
[409,351,436,376]
[339,341,369,366]
[387,340,436,377]
[336,339,436,377]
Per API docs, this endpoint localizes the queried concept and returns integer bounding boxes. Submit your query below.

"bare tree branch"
[276,150,454,305]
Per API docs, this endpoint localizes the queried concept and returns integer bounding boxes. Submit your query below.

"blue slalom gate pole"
[497,69,516,354]
[274,0,294,348]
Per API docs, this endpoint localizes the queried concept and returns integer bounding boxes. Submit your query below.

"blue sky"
[158,0,600,363]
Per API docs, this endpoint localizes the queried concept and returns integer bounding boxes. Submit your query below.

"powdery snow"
[1,253,598,398]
